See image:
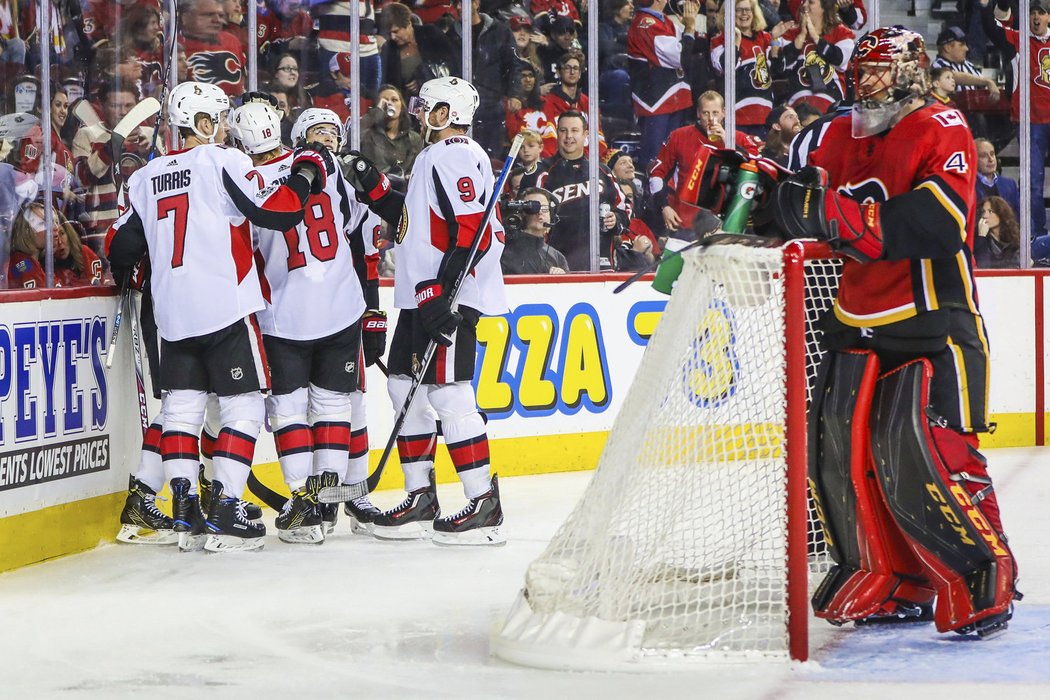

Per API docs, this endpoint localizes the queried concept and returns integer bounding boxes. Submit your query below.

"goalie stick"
[317,134,526,505]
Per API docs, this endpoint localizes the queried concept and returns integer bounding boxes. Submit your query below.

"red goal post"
[493,240,842,668]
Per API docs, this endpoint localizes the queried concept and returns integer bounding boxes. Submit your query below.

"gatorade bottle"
[651,161,761,294]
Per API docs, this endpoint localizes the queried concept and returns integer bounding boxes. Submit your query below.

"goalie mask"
[227,102,283,155]
[850,26,930,138]
[408,77,479,141]
[291,108,343,151]
[167,81,230,143]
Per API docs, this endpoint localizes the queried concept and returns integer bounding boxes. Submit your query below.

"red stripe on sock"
[448,435,490,473]
[349,427,369,458]
[143,423,162,454]
[313,421,351,451]
[397,433,437,462]
[200,430,217,460]
[215,427,258,466]
[161,431,199,461]
[274,424,312,456]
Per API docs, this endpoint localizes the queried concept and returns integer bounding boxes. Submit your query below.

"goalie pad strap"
[809,351,933,622]
[870,360,1018,633]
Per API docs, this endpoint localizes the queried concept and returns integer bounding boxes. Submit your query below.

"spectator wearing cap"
[975,137,1021,222]
[981,0,1050,240]
[505,64,550,141]
[380,2,459,98]
[758,104,800,166]
[448,0,522,158]
[628,0,701,168]
[930,26,1000,95]
[606,148,655,227]
[307,52,356,122]
[510,14,545,74]
[538,16,584,84]
[710,0,792,138]
[540,52,608,157]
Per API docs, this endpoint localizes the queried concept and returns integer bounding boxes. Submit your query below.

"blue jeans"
[1029,122,1050,239]
[637,109,690,170]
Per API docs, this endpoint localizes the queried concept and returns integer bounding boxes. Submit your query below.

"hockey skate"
[116,476,178,545]
[308,472,339,535]
[432,474,505,546]
[199,464,263,520]
[372,470,439,540]
[345,494,382,535]
[204,480,266,552]
[275,486,324,545]
[170,477,207,552]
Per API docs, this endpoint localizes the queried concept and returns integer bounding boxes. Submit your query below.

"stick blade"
[113,97,161,139]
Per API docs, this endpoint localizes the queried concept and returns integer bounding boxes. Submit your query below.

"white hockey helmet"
[227,102,282,155]
[291,107,343,149]
[167,81,230,142]
[409,77,479,132]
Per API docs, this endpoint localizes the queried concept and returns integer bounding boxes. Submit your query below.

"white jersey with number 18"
[250,150,380,340]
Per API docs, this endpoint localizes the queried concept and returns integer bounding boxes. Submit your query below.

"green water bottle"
[651,236,690,294]
[721,162,761,234]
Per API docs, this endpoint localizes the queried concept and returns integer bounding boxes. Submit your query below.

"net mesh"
[499,242,841,662]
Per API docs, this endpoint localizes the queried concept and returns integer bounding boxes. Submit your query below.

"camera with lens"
[502,198,542,233]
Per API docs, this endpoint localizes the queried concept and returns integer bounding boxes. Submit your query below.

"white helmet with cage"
[291,108,343,149]
[227,102,282,155]
[167,81,230,143]
[409,77,480,136]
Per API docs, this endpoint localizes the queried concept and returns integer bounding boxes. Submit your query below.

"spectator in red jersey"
[711,0,793,138]
[628,0,701,168]
[531,0,581,31]
[504,64,548,140]
[179,0,247,96]
[980,0,1050,243]
[257,0,313,64]
[221,0,248,46]
[776,0,854,112]
[122,4,166,97]
[649,90,762,233]
[7,202,103,289]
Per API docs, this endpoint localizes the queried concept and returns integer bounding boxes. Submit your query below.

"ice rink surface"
[1,447,1048,700]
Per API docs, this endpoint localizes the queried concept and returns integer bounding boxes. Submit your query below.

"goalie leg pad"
[870,360,1019,634]
[809,351,934,623]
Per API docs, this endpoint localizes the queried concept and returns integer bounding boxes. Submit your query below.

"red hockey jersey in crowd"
[627,8,693,117]
[810,103,978,327]
[710,31,775,127]
[778,24,854,111]
[181,32,246,97]
[998,22,1050,123]
[649,122,762,208]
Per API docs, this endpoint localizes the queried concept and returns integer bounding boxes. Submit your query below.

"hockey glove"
[340,150,392,204]
[771,166,884,263]
[291,142,336,195]
[415,280,462,347]
[361,309,387,366]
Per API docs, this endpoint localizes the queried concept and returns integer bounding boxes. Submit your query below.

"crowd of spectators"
[2,0,1048,290]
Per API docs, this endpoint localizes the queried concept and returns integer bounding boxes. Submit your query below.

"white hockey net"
[494,241,841,669]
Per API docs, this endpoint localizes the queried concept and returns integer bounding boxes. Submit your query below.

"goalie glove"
[340,150,392,204]
[415,280,462,347]
[361,310,387,367]
[291,142,336,194]
[771,166,885,263]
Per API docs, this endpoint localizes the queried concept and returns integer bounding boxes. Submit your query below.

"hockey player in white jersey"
[367,76,508,545]
[106,81,335,552]
[227,103,398,542]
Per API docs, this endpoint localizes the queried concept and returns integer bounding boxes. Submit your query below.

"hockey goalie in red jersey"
[772,26,1021,637]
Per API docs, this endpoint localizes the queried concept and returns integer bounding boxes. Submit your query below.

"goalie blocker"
[810,350,1019,636]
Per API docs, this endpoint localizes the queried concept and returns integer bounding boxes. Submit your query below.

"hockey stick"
[105,273,131,369]
[318,134,526,504]
[246,471,289,512]
[109,97,162,171]
[613,238,706,294]
[147,0,179,160]
[127,290,150,436]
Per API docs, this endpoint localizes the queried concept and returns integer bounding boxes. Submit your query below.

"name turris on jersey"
[151,169,193,195]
